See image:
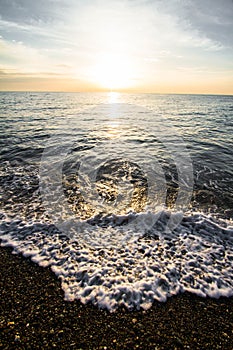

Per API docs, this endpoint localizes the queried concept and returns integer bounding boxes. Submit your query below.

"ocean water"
[0,91,233,311]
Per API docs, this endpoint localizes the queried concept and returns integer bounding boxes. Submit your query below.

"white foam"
[0,211,233,312]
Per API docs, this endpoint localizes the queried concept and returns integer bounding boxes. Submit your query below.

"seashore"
[0,246,232,350]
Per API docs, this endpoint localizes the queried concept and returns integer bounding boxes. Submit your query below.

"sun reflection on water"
[108,91,120,103]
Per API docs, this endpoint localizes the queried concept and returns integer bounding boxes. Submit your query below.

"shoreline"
[0,246,233,349]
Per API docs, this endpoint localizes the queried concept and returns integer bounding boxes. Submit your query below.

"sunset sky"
[0,0,232,94]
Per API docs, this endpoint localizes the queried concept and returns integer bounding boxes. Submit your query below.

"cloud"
[0,37,48,71]
[0,0,232,92]
[0,0,228,53]
[161,0,233,47]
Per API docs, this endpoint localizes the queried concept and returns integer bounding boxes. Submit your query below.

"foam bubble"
[0,211,232,311]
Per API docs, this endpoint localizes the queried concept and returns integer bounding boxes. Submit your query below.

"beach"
[1,246,232,350]
[0,92,233,348]
[1,0,233,346]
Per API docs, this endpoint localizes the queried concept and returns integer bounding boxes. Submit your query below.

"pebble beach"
[1,246,232,350]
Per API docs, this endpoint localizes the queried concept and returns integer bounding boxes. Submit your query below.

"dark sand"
[0,247,232,350]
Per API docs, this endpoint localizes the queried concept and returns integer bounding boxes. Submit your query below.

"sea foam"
[0,211,232,311]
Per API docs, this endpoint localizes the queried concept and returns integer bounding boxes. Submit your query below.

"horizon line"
[0,90,232,97]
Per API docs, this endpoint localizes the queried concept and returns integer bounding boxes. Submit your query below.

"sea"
[0,91,232,311]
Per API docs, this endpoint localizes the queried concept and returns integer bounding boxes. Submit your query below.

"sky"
[0,0,233,94]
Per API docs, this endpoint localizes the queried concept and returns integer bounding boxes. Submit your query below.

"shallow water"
[0,92,233,310]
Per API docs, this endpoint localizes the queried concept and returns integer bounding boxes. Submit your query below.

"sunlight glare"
[108,91,120,103]
[91,54,135,90]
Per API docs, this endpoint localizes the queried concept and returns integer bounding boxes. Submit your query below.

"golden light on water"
[108,91,120,103]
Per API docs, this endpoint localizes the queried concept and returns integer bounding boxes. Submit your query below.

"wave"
[0,210,232,311]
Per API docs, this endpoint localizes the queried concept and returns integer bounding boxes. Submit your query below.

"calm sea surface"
[0,92,232,310]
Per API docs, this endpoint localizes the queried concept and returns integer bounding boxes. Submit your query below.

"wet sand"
[0,246,232,349]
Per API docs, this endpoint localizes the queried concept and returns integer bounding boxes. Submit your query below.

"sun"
[91,53,135,90]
